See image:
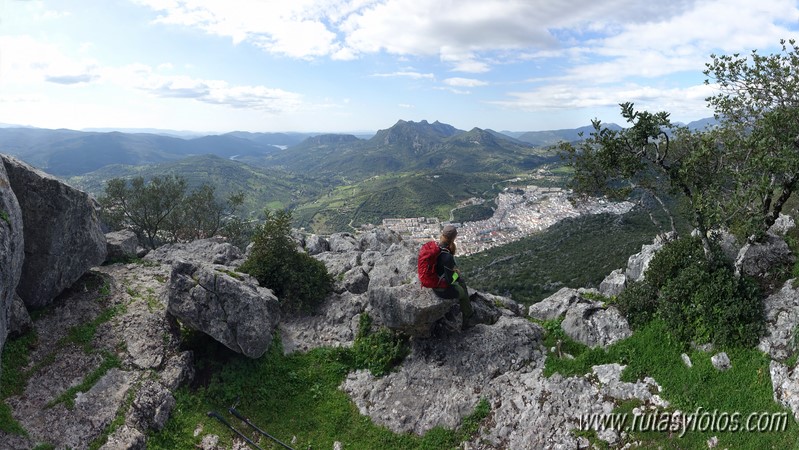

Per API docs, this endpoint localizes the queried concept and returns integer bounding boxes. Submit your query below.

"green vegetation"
[349,314,410,377]
[47,352,122,410]
[149,333,490,450]
[239,210,333,313]
[617,237,764,347]
[0,208,9,226]
[0,332,37,435]
[99,174,251,248]
[452,199,496,223]
[461,208,682,304]
[543,320,796,449]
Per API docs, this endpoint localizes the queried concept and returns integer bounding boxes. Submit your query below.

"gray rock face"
[341,316,545,434]
[304,234,330,255]
[561,300,632,348]
[735,233,795,278]
[625,232,675,283]
[769,213,796,236]
[711,352,731,371]
[8,292,32,338]
[529,287,581,320]
[759,279,799,361]
[328,232,361,253]
[2,155,106,308]
[0,158,23,394]
[145,237,244,267]
[599,268,626,297]
[281,291,368,354]
[105,230,139,262]
[359,228,403,252]
[770,360,799,421]
[369,284,456,337]
[126,380,176,432]
[166,260,281,358]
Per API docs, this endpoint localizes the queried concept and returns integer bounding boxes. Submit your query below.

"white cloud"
[371,71,434,80]
[443,77,487,88]
[398,103,413,108]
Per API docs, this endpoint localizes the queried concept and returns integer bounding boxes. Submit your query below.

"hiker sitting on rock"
[432,225,474,322]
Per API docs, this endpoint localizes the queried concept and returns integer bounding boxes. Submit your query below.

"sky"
[1,0,798,134]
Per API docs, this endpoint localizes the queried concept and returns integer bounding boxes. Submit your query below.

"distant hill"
[0,128,282,176]
[69,154,323,214]
[514,124,624,147]
[254,119,558,180]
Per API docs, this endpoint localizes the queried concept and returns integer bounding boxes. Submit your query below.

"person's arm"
[437,251,458,284]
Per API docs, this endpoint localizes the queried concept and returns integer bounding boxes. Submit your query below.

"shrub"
[351,314,409,377]
[239,210,332,314]
[618,236,764,347]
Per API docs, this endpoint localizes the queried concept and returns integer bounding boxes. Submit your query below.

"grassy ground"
[149,333,489,450]
[542,319,798,449]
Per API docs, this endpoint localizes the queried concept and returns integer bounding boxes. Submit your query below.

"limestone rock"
[769,213,796,236]
[528,287,581,321]
[625,232,675,283]
[735,233,795,278]
[359,228,403,252]
[328,232,361,253]
[2,154,106,308]
[599,268,626,297]
[126,380,176,432]
[770,360,799,421]
[758,279,799,361]
[711,352,731,371]
[304,234,330,255]
[160,351,195,391]
[0,158,23,391]
[281,291,368,354]
[146,237,244,267]
[105,229,139,262]
[166,260,281,358]
[8,292,32,338]
[100,425,146,450]
[561,300,632,348]
[369,283,456,337]
[341,316,545,434]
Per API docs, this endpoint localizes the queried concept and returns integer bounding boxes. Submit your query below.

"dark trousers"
[433,280,473,317]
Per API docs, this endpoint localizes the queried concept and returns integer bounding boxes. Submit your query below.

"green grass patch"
[47,352,121,410]
[61,303,125,352]
[88,378,140,450]
[0,331,37,435]
[0,208,10,226]
[544,320,797,448]
[149,334,489,449]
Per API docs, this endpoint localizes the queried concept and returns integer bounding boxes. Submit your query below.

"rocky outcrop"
[281,291,368,354]
[105,230,139,262]
[625,232,675,283]
[599,268,626,297]
[166,260,281,358]
[561,299,632,348]
[759,279,799,361]
[369,284,457,337]
[735,233,795,278]
[770,213,796,236]
[0,159,24,376]
[1,155,106,309]
[8,293,32,338]
[770,360,799,421]
[528,287,581,320]
[341,316,545,434]
[145,237,244,267]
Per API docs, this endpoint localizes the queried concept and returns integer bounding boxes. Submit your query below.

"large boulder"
[341,315,545,434]
[1,155,106,308]
[769,213,796,236]
[735,233,795,278]
[0,159,24,378]
[599,268,626,297]
[105,230,139,262]
[145,237,244,267]
[561,300,632,348]
[528,287,581,320]
[369,284,456,337]
[758,279,799,361]
[8,293,32,338]
[166,260,280,358]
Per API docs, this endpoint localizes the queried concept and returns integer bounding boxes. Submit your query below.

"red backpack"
[418,241,448,288]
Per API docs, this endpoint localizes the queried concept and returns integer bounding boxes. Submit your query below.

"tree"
[100,175,187,249]
[239,210,332,313]
[560,103,724,257]
[163,185,245,243]
[704,39,799,240]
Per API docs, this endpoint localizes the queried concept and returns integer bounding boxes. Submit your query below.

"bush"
[239,210,332,314]
[351,314,409,377]
[618,236,764,347]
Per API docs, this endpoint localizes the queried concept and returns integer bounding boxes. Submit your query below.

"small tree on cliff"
[704,39,799,241]
[239,209,332,313]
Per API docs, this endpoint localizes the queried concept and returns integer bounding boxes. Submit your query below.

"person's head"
[439,224,458,245]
